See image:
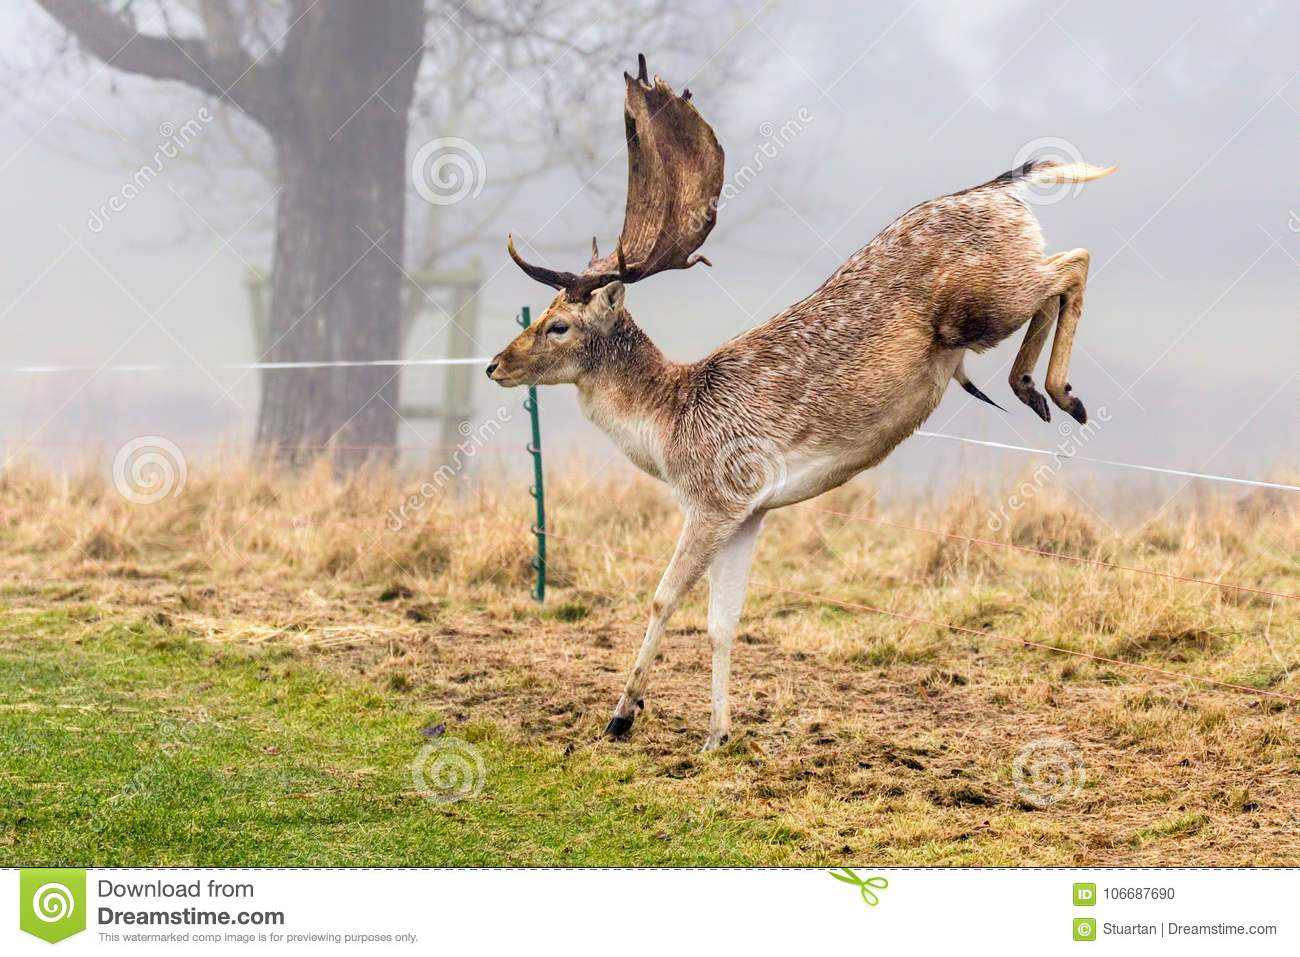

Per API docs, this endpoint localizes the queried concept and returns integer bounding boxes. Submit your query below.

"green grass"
[0,608,792,866]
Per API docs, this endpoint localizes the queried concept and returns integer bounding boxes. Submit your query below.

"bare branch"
[33,0,282,127]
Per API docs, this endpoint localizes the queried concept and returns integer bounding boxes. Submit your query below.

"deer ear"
[594,281,624,315]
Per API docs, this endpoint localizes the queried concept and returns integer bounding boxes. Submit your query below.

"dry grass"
[2,456,1298,864]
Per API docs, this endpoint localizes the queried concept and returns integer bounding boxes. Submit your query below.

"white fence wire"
[6,358,1295,493]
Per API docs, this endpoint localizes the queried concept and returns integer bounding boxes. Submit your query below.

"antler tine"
[636,52,649,85]
[506,234,581,291]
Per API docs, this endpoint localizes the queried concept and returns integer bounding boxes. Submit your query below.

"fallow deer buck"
[488,55,1116,751]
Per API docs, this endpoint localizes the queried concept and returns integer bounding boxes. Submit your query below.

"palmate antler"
[508,54,725,302]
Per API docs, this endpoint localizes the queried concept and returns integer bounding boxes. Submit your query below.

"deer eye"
[547,321,569,336]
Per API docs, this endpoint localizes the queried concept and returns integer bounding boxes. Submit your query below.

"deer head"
[487,54,724,387]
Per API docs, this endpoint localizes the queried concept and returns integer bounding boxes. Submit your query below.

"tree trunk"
[256,133,407,467]
[254,0,425,468]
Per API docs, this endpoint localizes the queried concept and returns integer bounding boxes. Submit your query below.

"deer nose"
[485,361,499,378]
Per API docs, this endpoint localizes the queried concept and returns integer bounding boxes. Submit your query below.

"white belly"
[755,352,961,509]
[758,450,863,509]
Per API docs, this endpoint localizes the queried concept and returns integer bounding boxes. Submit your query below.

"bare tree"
[31,0,759,464]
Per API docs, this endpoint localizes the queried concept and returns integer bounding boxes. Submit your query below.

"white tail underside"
[1024,161,1119,185]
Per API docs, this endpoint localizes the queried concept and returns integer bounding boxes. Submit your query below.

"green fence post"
[518,306,546,602]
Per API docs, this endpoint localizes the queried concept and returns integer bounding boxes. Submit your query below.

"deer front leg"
[1009,295,1060,422]
[605,509,737,741]
[1044,249,1091,424]
[702,512,765,752]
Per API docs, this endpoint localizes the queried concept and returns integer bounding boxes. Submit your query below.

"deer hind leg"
[1009,295,1060,422]
[605,509,738,741]
[702,512,765,752]
[1043,249,1091,424]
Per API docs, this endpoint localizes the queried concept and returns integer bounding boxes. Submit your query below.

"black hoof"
[1014,380,1051,422]
[604,715,634,739]
[1054,385,1087,425]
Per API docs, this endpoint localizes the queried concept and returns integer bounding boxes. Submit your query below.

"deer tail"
[1016,159,1118,186]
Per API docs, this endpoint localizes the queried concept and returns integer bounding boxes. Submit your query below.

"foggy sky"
[1,0,1296,514]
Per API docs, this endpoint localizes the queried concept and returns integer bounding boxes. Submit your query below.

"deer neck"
[575,320,676,479]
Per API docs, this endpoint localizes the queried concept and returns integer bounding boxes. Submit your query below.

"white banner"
[7,868,1296,954]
